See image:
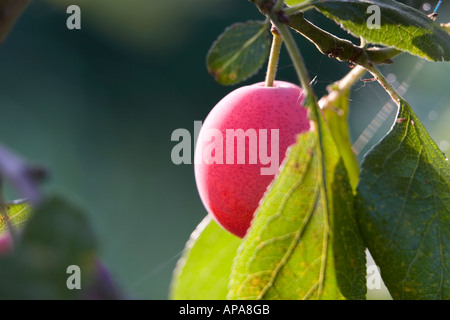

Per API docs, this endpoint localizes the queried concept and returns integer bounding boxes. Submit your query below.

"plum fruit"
[194,81,310,238]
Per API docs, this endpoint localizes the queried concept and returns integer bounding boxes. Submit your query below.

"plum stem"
[265,25,283,87]
[360,62,402,106]
[271,20,315,100]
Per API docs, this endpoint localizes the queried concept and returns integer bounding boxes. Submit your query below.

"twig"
[265,25,283,87]
[287,12,402,65]
[319,66,367,108]
[359,62,402,106]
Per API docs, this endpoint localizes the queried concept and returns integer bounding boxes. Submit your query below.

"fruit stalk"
[265,25,283,87]
[360,61,403,106]
[270,20,314,100]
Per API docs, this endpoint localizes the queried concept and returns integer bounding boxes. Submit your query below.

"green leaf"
[0,195,98,299]
[206,20,270,85]
[170,215,241,299]
[0,200,32,234]
[356,100,450,299]
[228,99,366,300]
[321,86,359,191]
[312,0,450,61]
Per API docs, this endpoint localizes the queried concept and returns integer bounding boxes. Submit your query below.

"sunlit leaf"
[312,0,450,61]
[0,200,32,234]
[356,100,450,299]
[207,20,270,85]
[228,97,366,300]
[170,215,241,299]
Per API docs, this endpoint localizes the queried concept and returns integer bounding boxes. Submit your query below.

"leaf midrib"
[219,23,268,73]
[257,182,321,299]
[254,132,332,300]
[253,145,318,299]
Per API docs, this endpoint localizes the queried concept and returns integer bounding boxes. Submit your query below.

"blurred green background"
[0,0,448,299]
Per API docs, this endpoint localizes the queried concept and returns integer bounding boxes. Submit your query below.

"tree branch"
[287,12,401,65]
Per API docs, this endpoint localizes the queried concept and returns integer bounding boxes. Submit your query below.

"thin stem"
[271,20,314,98]
[360,62,402,106]
[287,12,402,65]
[265,26,283,87]
[272,0,285,12]
[364,47,400,65]
[322,66,367,103]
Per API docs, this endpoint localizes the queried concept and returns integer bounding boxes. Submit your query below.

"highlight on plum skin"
[194,81,310,238]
